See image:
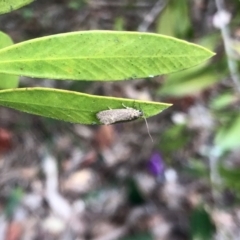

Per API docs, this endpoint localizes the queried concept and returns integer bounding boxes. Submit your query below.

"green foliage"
[158,65,219,97]
[0,0,34,14]
[0,31,214,81]
[210,92,237,110]
[158,33,223,97]
[159,124,190,158]
[21,8,34,19]
[0,32,19,89]
[120,232,153,240]
[219,163,240,193]
[215,114,240,151]
[114,17,125,31]
[190,206,216,240]
[211,108,240,155]
[0,27,213,123]
[0,87,170,124]
[127,178,145,206]
[184,160,209,179]
[157,0,192,38]
[67,0,86,10]
[5,187,23,218]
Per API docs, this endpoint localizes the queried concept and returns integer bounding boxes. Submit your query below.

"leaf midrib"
[0,54,207,63]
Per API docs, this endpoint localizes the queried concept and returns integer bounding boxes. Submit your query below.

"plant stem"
[138,0,168,32]
[215,0,240,93]
[209,146,223,204]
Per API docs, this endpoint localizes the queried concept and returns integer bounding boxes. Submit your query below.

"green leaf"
[5,187,23,218]
[127,178,145,206]
[0,0,34,14]
[215,114,240,151]
[210,92,237,110]
[0,32,13,49]
[0,31,214,81]
[184,160,209,179]
[157,0,192,38]
[0,87,171,124]
[190,206,215,240]
[219,164,240,193]
[158,65,219,97]
[0,31,19,89]
[159,124,190,157]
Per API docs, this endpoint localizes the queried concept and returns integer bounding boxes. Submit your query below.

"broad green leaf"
[158,66,219,97]
[0,0,34,14]
[157,33,221,97]
[157,0,192,38]
[0,31,214,81]
[197,33,221,52]
[215,114,240,151]
[157,32,221,97]
[0,87,171,124]
[0,31,19,89]
[0,32,13,49]
[210,92,237,110]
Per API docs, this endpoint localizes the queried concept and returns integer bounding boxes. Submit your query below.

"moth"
[96,106,143,125]
[96,105,153,142]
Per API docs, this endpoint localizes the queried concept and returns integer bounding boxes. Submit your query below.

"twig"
[41,149,72,221]
[209,0,240,205]
[138,0,168,32]
[209,146,223,203]
[215,0,240,93]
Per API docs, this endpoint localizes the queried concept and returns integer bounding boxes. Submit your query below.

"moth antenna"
[143,115,153,142]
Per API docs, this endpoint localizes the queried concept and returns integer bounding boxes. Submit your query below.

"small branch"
[209,146,223,203]
[210,0,240,204]
[215,0,240,93]
[138,0,168,32]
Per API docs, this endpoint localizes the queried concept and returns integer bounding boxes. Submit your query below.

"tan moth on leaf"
[96,107,142,125]
[96,105,153,142]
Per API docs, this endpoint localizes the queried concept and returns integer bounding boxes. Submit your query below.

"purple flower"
[147,152,165,176]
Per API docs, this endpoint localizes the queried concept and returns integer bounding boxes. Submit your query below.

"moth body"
[97,107,142,125]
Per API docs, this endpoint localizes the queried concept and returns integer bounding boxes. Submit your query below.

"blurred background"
[1,0,240,239]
